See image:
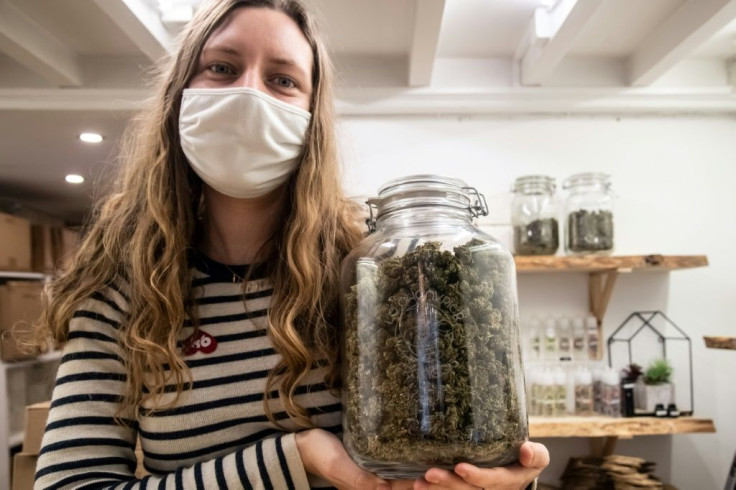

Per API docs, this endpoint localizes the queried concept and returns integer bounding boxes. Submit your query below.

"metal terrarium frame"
[607,310,694,415]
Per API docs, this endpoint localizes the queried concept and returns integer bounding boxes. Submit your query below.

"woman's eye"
[273,76,296,89]
[208,63,234,75]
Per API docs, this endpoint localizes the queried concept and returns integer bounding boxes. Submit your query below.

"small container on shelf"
[510,175,559,256]
[541,370,556,417]
[557,317,573,361]
[572,317,587,361]
[574,368,594,416]
[600,368,622,417]
[553,368,567,416]
[562,173,614,255]
[543,317,557,361]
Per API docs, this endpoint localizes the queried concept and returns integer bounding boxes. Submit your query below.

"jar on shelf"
[510,175,559,256]
[340,175,528,479]
[562,173,614,255]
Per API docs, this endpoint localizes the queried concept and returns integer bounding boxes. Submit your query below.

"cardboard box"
[23,401,50,454]
[12,453,37,490]
[31,225,80,273]
[0,281,43,361]
[21,401,149,479]
[31,225,57,273]
[0,212,32,271]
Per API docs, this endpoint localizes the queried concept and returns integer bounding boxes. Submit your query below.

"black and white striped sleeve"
[33,289,311,490]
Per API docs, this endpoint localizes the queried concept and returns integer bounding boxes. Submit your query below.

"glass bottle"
[562,173,614,255]
[557,317,572,361]
[572,317,586,361]
[340,175,528,478]
[553,368,567,416]
[541,370,555,417]
[586,316,599,360]
[543,318,557,362]
[601,368,622,417]
[510,175,559,255]
[528,317,541,362]
[575,368,594,416]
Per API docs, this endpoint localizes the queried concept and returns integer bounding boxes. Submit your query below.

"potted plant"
[635,359,674,413]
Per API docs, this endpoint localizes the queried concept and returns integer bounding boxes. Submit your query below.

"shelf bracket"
[589,436,619,457]
[589,270,618,358]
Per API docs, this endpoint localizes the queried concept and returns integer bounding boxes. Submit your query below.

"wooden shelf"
[704,336,736,350]
[515,254,708,273]
[529,416,716,439]
[514,254,708,359]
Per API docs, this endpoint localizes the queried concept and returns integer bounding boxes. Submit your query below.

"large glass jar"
[511,175,559,255]
[563,173,614,255]
[340,175,528,479]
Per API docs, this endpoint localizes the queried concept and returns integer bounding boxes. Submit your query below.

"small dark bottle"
[621,383,635,417]
[654,403,668,417]
[667,403,680,418]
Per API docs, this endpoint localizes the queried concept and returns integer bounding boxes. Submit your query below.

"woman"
[34,1,548,488]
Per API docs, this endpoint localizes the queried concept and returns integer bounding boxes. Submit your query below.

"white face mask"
[179,87,311,199]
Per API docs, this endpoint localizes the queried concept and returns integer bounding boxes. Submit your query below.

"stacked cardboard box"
[31,224,80,273]
[13,402,148,490]
[0,281,43,361]
[0,212,32,271]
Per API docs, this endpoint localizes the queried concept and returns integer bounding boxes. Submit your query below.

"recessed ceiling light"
[65,174,85,184]
[79,132,103,143]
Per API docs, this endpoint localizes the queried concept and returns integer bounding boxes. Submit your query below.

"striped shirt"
[35,251,340,489]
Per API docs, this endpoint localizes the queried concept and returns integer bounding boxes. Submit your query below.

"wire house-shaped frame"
[607,311,694,415]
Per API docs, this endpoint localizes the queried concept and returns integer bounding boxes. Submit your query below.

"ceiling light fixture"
[79,132,103,143]
[65,174,85,184]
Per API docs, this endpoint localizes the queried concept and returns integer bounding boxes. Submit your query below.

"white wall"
[337,115,736,488]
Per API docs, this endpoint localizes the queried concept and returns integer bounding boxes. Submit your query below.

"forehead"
[203,7,313,71]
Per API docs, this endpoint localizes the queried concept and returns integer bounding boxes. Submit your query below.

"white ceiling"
[436,0,541,58]
[0,0,735,224]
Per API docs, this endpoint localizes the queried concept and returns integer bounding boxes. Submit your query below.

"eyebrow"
[202,46,240,56]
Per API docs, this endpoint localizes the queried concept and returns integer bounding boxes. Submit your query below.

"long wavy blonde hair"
[36,0,363,428]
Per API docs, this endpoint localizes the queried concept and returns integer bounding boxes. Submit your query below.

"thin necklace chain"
[223,263,245,283]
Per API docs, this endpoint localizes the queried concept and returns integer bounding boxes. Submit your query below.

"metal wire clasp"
[463,186,489,218]
[365,199,379,234]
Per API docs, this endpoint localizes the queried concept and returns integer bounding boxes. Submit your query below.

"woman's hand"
[295,428,396,490]
[410,441,549,490]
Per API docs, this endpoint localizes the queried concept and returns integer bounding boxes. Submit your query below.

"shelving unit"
[514,254,708,358]
[532,415,716,459]
[0,271,57,490]
[529,415,716,457]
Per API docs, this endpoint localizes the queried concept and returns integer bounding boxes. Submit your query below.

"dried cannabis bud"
[566,210,614,253]
[343,239,527,475]
[513,218,559,256]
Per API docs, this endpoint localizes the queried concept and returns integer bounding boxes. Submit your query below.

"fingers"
[518,442,550,470]
[453,463,542,490]
[331,458,391,490]
[391,479,418,489]
[412,469,478,490]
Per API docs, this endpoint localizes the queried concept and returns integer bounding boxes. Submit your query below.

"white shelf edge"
[8,430,23,447]
[1,350,63,370]
[0,271,46,280]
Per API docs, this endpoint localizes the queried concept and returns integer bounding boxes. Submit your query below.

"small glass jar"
[562,173,614,255]
[510,175,559,255]
[340,175,528,479]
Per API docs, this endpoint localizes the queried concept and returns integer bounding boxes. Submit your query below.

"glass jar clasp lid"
[364,186,489,233]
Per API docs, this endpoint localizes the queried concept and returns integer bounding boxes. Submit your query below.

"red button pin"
[182,329,217,356]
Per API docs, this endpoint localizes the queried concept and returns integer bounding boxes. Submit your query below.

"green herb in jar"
[513,218,559,255]
[566,210,613,252]
[343,239,526,469]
